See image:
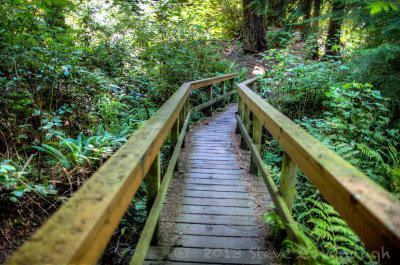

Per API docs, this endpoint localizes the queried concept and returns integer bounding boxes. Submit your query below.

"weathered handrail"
[7,73,237,265]
[236,77,400,263]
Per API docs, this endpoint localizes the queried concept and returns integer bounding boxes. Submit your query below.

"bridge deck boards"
[145,106,270,264]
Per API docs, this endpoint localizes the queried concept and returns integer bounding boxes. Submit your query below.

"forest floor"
[220,39,308,78]
[220,41,267,77]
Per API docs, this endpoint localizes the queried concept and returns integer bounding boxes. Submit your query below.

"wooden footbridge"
[7,74,400,264]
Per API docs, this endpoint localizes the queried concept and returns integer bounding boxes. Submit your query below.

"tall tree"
[241,0,267,51]
[324,0,345,58]
[300,0,313,37]
[311,0,323,59]
[266,0,286,27]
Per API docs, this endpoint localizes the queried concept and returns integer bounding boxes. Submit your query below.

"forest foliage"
[1,0,400,264]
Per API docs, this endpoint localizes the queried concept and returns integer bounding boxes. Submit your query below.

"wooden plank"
[185,178,246,186]
[279,152,298,212]
[192,149,235,154]
[184,190,251,200]
[186,172,241,180]
[190,160,238,166]
[180,205,255,216]
[175,213,256,226]
[237,80,400,261]
[188,158,237,163]
[170,235,265,250]
[185,190,251,200]
[173,223,260,237]
[190,74,238,90]
[187,168,243,175]
[185,184,246,192]
[146,247,270,264]
[189,153,237,159]
[180,197,253,207]
[145,262,224,265]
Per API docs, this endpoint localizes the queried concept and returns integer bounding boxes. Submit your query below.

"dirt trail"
[221,42,268,78]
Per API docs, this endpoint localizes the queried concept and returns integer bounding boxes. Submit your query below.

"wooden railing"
[6,73,237,265]
[236,77,400,264]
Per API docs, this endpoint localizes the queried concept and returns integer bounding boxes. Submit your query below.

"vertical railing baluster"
[236,96,243,134]
[146,152,161,245]
[279,152,298,212]
[180,102,186,148]
[230,78,235,102]
[171,116,179,150]
[250,81,258,93]
[221,81,226,108]
[179,103,185,132]
[250,115,262,174]
[241,103,250,150]
[206,85,212,116]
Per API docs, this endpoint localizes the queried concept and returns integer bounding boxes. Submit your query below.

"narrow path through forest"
[145,106,278,264]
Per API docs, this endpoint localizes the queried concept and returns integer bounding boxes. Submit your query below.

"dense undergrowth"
[261,39,399,264]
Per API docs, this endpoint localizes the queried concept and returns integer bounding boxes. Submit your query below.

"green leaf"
[389,2,399,11]
[12,190,24,197]
[2,165,16,171]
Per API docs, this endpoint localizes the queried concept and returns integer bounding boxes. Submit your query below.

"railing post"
[240,103,250,150]
[146,151,161,245]
[250,115,262,174]
[236,96,244,134]
[179,104,185,132]
[230,78,235,102]
[250,81,258,93]
[279,152,298,212]
[171,116,179,150]
[221,81,226,108]
[206,85,212,116]
[180,103,186,148]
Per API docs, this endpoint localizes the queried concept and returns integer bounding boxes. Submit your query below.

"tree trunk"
[300,0,313,38]
[324,0,344,59]
[266,0,286,27]
[311,0,322,59]
[241,0,267,51]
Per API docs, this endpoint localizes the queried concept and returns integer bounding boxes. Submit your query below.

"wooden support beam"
[279,152,298,212]
[230,78,235,102]
[221,81,226,108]
[170,117,179,150]
[206,85,212,116]
[250,81,258,93]
[250,116,262,175]
[146,152,161,245]
[240,103,250,150]
[236,96,243,134]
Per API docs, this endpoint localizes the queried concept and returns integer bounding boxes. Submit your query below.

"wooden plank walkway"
[145,106,271,264]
